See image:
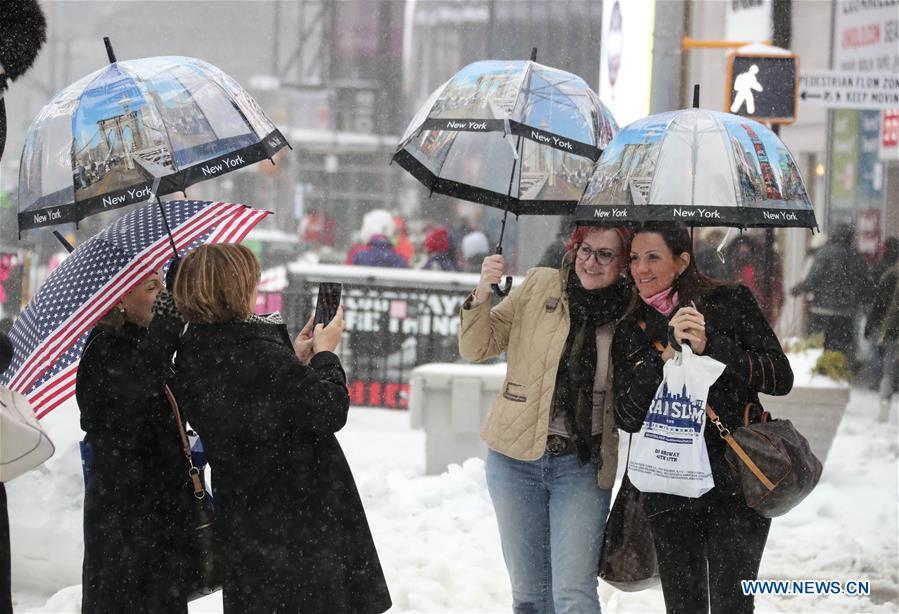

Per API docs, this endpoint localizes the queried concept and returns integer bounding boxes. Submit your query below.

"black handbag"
[598,437,660,591]
[164,385,221,601]
[707,403,823,518]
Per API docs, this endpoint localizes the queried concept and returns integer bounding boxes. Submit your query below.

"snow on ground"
[7,384,898,613]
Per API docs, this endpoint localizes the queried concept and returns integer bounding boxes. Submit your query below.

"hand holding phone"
[293,316,315,365]
[313,305,345,354]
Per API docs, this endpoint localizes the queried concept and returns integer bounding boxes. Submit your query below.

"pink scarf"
[641,287,679,317]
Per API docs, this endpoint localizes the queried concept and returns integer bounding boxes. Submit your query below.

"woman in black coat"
[172,244,391,614]
[613,223,793,614]
[75,271,192,613]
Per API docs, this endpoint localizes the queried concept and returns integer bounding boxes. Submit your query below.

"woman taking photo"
[171,244,390,614]
[613,222,793,614]
[459,224,633,614]
[76,271,191,613]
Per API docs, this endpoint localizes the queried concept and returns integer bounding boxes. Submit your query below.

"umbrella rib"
[709,113,744,209]
[645,114,680,205]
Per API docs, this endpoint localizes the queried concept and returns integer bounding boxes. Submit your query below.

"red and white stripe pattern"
[4,200,270,418]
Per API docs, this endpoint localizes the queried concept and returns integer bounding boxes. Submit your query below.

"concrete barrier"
[409,362,851,474]
[409,363,504,474]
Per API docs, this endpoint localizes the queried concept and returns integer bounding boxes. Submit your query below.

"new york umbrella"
[574,107,817,230]
[17,39,289,240]
[393,52,618,293]
[1,199,270,418]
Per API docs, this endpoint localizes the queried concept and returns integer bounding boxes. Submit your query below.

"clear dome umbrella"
[574,107,817,230]
[17,38,290,243]
[393,50,618,294]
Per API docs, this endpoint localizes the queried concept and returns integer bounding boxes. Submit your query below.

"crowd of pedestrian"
[1,214,896,613]
[342,208,491,273]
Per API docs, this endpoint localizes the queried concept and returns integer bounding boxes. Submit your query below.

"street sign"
[799,71,899,110]
[726,52,798,124]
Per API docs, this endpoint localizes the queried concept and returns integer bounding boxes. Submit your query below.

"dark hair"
[632,222,725,308]
[831,223,855,246]
[0,331,13,375]
[883,237,899,265]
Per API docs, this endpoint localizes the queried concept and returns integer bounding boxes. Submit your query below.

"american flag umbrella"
[0,199,270,418]
[17,40,289,234]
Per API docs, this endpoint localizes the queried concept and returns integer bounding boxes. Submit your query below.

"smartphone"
[313,282,342,327]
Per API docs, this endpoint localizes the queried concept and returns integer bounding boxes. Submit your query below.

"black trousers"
[648,490,771,614]
[0,484,11,614]
[807,313,856,364]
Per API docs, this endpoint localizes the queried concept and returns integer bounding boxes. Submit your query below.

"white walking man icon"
[730,65,764,114]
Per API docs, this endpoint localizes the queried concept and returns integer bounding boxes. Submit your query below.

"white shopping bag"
[628,345,726,498]
[0,386,55,482]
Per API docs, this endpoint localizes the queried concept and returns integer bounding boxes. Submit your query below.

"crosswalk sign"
[726,52,798,124]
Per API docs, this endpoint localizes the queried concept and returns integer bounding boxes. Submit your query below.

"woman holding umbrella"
[459,224,633,613]
[613,222,793,614]
[75,270,193,613]
[171,244,391,614]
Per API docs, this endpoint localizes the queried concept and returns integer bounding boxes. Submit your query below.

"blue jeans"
[486,447,612,614]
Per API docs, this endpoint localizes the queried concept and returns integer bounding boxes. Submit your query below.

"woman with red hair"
[459,224,634,613]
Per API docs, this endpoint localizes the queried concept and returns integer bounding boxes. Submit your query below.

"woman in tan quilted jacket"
[459,224,633,614]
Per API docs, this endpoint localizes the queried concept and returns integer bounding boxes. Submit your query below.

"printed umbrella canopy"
[1,199,270,418]
[574,108,817,229]
[394,58,617,217]
[393,53,618,293]
[17,42,289,234]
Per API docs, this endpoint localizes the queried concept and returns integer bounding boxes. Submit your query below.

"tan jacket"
[459,267,620,488]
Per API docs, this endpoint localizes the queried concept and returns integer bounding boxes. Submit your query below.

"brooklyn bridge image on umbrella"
[18,52,289,233]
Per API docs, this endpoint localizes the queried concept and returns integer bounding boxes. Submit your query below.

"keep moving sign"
[628,345,726,499]
[799,71,899,109]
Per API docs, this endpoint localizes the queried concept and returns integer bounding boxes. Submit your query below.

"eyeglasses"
[575,243,619,266]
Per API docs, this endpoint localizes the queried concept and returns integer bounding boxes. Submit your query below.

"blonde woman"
[171,244,390,614]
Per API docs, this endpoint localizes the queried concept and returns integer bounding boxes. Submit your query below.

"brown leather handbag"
[598,436,660,591]
[707,403,822,518]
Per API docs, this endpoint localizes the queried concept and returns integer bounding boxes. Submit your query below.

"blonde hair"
[173,244,260,324]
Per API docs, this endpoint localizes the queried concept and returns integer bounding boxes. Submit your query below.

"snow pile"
[8,388,898,613]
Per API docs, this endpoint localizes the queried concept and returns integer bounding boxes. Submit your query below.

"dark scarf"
[551,271,632,465]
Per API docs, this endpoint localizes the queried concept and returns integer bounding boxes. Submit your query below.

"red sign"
[348,380,409,409]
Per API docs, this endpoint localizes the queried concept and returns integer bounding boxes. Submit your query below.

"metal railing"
[274,263,520,409]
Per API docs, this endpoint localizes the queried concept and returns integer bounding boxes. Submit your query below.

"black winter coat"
[75,318,192,614]
[613,285,794,513]
[865,266,899,345]
[173,321,391,614]
[793,241,871,315]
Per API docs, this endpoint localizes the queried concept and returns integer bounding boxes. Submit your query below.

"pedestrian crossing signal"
[726,52,798,125]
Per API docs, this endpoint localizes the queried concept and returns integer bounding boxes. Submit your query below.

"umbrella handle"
[491,277,513,297]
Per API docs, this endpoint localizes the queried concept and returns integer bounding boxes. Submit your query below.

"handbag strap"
[163,384,206,500]
[705,404,776,492]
